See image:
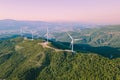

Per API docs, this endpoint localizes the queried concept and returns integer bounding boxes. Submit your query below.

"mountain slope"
[53,25,120,49]
[0,38,120,80]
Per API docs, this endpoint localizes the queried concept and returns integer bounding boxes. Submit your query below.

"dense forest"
[0,37,120,80]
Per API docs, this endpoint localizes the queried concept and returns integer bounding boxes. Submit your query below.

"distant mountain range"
[0,19,100,32]
[0,19,47,30]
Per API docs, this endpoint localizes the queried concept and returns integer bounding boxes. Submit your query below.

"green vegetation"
[0,34,19,40]
[52,26,120,58]
[0,37,120,80]
[53,25,120,47]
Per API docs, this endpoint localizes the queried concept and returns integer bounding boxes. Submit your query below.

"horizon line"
[0,18,120,25]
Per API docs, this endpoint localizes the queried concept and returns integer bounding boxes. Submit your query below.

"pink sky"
[0,0,120,24]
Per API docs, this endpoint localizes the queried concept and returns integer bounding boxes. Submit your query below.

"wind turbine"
[31,30,34,40]
[44,27,49,43]
[30,30,37,41]
[34,31,40,38]
[20,27,23,37]
[46,27,49,43]
[20,26,29,37]
[67,32,82,53]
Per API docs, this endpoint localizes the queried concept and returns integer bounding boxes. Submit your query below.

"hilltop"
[0,38,120,80]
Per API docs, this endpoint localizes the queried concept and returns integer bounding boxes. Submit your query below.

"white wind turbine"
[30,30,34,40]
[44,27,49,43]
[47,27,49,43]
[20,26,29,37]
[67,32,82,53]
[34,31,41,38]
[20,27,23,37]
[30,30,37,41]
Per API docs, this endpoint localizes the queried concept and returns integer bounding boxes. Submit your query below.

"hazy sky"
[0,0,120,24]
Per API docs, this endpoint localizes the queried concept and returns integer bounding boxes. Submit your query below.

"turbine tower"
[67,32,82,53]
[44,27,49,43]
[67,33,74,52]
[47,27,49,43]
[30,30,34,41]
[20,27,26,37]
[20,27,23,37]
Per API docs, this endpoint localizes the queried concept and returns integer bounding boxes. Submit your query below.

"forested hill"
[0,38,120,80]
[53,25,120,47]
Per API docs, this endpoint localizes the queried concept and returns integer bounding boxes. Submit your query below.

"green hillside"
[0,38,120,80]
[53,25,120,47]
[51,26,120,58]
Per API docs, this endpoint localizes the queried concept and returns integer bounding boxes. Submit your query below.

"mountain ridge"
[0,37,120,80]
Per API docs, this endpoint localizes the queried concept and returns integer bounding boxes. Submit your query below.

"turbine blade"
[66,32,73,40]
[74,38,82,41]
